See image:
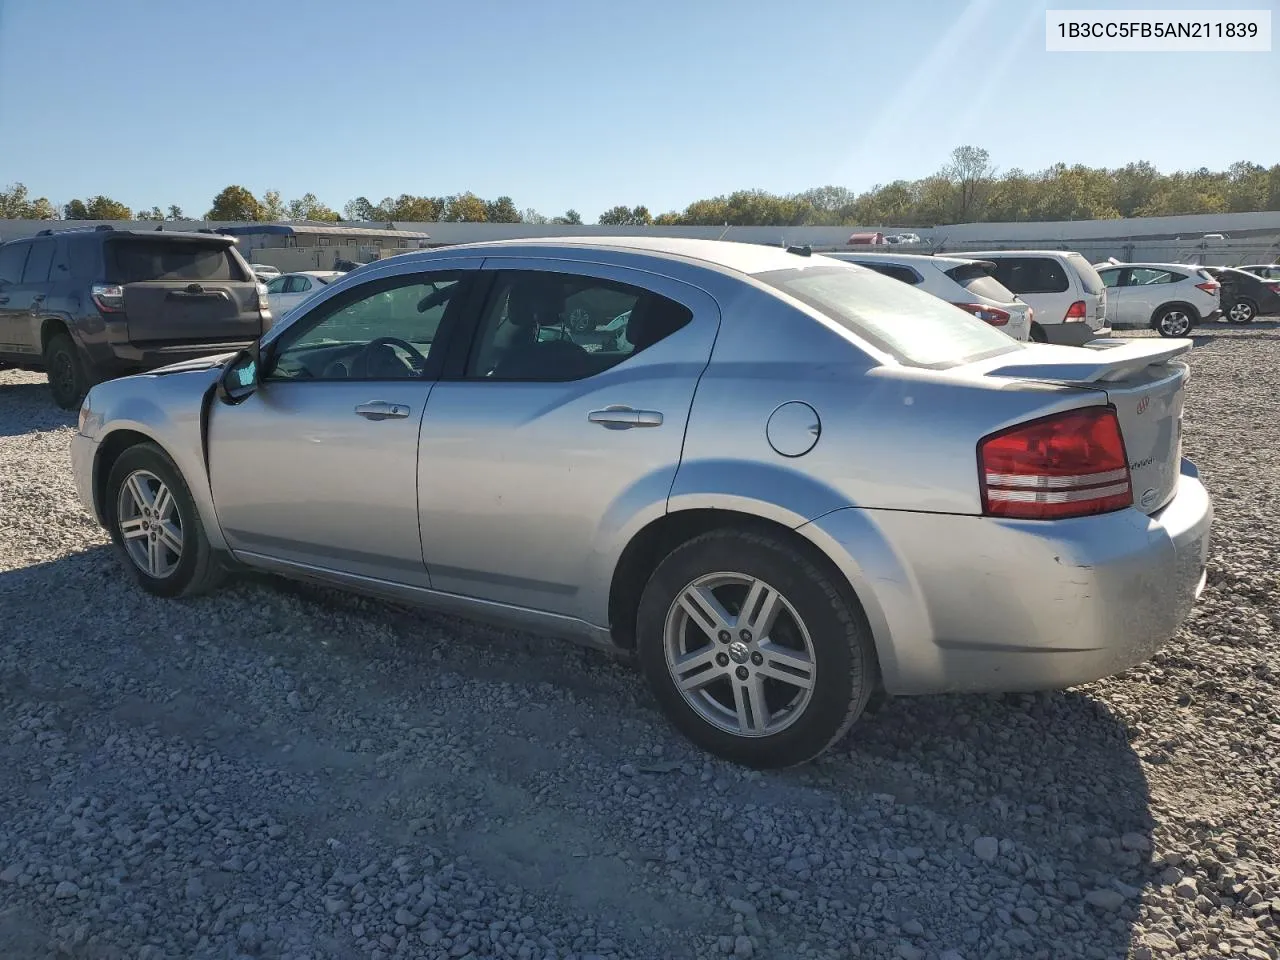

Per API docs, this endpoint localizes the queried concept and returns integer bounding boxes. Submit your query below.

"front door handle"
[355,401,410,421]
[587,406,663,429]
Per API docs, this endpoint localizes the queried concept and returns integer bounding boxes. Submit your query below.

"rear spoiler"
[986,338,1192,384]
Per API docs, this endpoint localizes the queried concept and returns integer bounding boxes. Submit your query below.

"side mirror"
[216,347,260,405]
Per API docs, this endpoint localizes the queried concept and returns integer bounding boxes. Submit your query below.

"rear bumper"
[799,460,1213,696]
[1041,322,1107,346]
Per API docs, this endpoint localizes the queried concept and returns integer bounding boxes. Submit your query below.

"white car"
[265,271,343,317]
[1239,264,1280,281]
[957,251,1108,345]
[825,252,1032,341]
[251,264,281,283]
[1096,263,1222,337]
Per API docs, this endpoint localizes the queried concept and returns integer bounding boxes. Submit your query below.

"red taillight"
[1195,281,1219,295]
[1063,300,1087,322]
[953,302,1010,326]
[90,283,125,314]
[978,407,1132,521]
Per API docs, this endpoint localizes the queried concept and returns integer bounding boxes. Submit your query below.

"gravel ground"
[0,324,1277,960]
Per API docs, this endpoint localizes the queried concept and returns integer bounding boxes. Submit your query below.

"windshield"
[755,263,1020,368]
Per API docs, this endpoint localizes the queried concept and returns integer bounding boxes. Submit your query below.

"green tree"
[597,205,653,226]
[653,211,681,225]
[286,193,339,221]
[166,204,184,220]
[84,196,133,220]
[444,192,489,222]
[343,196,379,221]
[551,209,582,225]
[943,145,995,223]
[137,206,165,221]
[208,185,263,221]
[260,190,286,220]
[0,183,56,219]
[485,196,522,223]
[522,208,549,224]
[63,198,90,220]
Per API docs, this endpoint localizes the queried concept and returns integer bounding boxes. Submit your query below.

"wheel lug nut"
[739,629,752,642]
[715,653,730,667]
[751,652,763,666]
[717,630,731,643]
[735,666,749,681]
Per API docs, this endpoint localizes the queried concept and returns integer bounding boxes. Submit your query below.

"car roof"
[12,227,235,245]
[406,236,822,278]
[826,251,986,269]
[952,249,1082,258]
[1106,262,1198,271]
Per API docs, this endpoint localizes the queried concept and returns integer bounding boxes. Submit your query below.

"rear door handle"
[355,401,410,421]
[588,406,663,429]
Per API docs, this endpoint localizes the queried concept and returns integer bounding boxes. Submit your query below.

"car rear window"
[754,264,1019,368]
[106,239,244,284]
[944,262,1016,302]
[1066,253,1105,296]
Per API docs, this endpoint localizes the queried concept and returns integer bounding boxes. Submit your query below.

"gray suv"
[0,226,271,408]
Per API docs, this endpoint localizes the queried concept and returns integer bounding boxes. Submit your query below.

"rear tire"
[1227,299,1257,324]
[636,529,877,768]
[1153,305,1196,338]
[1029,323,1047,343]
[104,443,226,599]
[44,332,87,410]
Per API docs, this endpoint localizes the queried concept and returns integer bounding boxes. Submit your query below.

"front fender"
[88,372,227,551]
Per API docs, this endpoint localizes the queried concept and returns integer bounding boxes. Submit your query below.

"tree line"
[4,147,1279,228]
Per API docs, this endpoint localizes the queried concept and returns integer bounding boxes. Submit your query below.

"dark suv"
[0,226,271,408]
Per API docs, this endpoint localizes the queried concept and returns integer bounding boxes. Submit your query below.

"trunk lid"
[979,338,1191,514]
[105,237,263,345]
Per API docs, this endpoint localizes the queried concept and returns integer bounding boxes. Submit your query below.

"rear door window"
[1127,268,1181,286]
[21,240,55,284]
[944,262,1016,301]
[1065,253,1105,295]
[755,264,1018,368]
[1098,268,1122,288]
[106,239,243,283]
[0,243,31,285]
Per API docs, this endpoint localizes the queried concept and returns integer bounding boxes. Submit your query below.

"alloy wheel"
[1159,310,1192,337]
[1228,302,1255,323]
[663,572,817,738]
[116,469,183,578]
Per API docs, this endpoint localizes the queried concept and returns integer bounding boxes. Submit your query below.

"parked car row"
[69,237,1213,767]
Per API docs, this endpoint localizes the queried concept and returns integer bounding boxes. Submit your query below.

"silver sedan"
[70,238,1213,768]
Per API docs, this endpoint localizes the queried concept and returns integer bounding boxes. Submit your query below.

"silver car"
[70,239,1213,768]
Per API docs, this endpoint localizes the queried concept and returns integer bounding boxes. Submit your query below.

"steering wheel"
[351,336,428,378]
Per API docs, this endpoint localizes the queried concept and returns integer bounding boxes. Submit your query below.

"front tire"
[104,443,225,598]
[1227,299,1257,324]
[1153,305,1196,338]
[636,529,877,768]
[44,332,88,410]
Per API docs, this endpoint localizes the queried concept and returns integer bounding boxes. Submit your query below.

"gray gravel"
[1,324,1278,960]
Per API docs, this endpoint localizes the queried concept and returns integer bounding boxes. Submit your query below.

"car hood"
[146,352,241,376]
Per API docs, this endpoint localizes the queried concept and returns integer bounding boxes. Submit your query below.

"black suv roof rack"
[36,228,54,236]
[95,224,115,231]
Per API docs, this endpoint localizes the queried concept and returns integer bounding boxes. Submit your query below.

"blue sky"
[0,0,1276,220]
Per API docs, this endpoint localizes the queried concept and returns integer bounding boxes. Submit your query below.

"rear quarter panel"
[670,287,1105,520]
